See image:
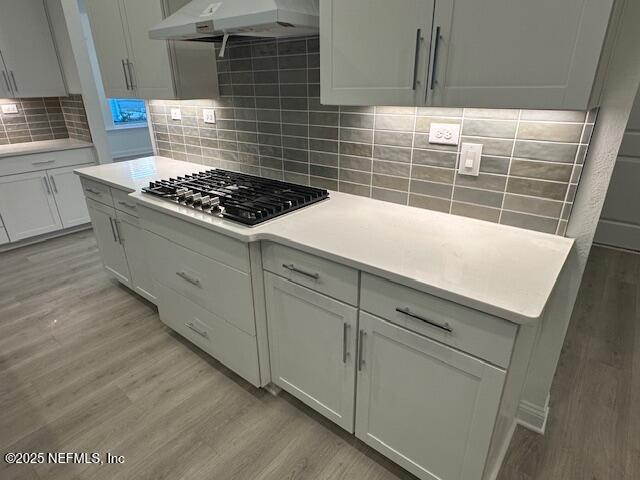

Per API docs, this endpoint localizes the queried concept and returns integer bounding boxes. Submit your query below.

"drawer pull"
[358,330,366,371]
[32,159,55,166]
[282,263,319,280]
[342,322,350,363]
[108,217,118,243]
[395,307,453,333]
[176,271,201,287]
[118,201,137,209]
[185,321,208,338]
[85,188,102,195]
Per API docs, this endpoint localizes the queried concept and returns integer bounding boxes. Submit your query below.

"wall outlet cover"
[203,108,216,124]
[170,108,182,121]
[458,143,483,177]
[1,104,18,114]
[429,123,460,145]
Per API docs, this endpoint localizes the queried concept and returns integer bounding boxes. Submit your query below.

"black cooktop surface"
[142,169,329,226]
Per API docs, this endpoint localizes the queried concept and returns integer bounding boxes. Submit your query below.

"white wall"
[107,126,153,160]
[519,0,640,431]
[595,88,640,250]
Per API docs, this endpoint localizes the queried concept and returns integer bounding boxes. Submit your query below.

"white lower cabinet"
[0,170,62,241]
[48,165,91,228]
[265,272,358,432]
[355,311,506,480]
[86,198,131,287]
[116,210,156,303]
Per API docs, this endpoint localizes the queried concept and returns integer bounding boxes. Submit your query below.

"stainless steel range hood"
[150,0,319,41]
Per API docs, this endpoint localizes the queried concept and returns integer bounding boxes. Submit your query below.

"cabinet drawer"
[146,230,256,335]
[360,273,516,368]
[80,178,113,207]
[0,148,95,177]
[155,283,260,387]
[111,187,138,216]
[262,242,359,306]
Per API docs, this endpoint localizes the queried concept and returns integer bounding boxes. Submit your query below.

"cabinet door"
[0,0,66,97]
[0,171,62,241]
[116,210,157,303]
[429,0,614,109]
[265,273,358,432]
[84,0,134,98]
[86,199,131,287]
[355,312,506,480]
[48,165,91,228]
[120,0,175,99]
[320,0,434,106]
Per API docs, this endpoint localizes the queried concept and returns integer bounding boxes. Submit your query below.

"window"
[108,98,147,126]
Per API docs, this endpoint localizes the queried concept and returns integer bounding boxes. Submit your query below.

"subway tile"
[502,194,563,218]
[278,54,307,69]
[309,138,338,153]
[310,164,337,179]
[340,142,372,157]
[278,39,307,55]
[309,111,339,126]
[373,160,410,177]
[416,107,462,117]
[455,173,507,192]
[340,127,373,143]
[372,187,408,205]
[500,211,559,234]
[462,119,517,138]
[285,172,309,185]
[451,202,500,223]
[375,115,414,132]
[339,181,370,197]
[309,125,337,140]
[517,122,583,143]
[341,155,372,172]
[479,156,510,174]
[464,108,519,120]
[372,174,409,192]
[415,116,460,133]
[510,159,572,182]
[311,176,338,190]
[520,110,587,122]
[506,177,567,200]
[408,193,451,213]
[373,145,411,163]
[460,136,514,156]
[284,159,308,174]
[513,141,578,163]
[340,113,374,129]
[376,106,416,115]
[452,187,504,209]
[374,130,413,147]
[310,151,338,167]
[410,179,453,199]
[411,165,455,184]
[412,149,457,168]
[340,168,371,185]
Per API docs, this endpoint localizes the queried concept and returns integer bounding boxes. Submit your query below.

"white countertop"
[0,138,94,158]
[75,156,574,325]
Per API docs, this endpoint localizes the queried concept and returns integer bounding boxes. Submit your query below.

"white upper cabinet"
[320,0,615,109]
[0,0,67,98]
[320,0,435,106]
[85,0,218,100]
[429,0,615,110]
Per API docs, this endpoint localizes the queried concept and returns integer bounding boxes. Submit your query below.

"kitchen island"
[76,156,574,480]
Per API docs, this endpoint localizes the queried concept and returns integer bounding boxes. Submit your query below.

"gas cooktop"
[142,169,329,226]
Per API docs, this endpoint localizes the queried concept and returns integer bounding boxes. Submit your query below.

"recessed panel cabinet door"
[86,199,131,287]
[48,166,91,228]
[84,0,134,98]
[0,0,66,97]
[429,0,614,109]
[320,0,434,106]
[355,312,506,480]
[0,171,62,241]
[116,211,156,303]
[265,273,358,432]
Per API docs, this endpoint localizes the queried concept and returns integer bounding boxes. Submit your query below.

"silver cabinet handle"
[32,159,55,166]
[358,330,366,371]
[118,200,136,209]
[176,271,201,287]
[114,220,123,245]
[85,188,102,195]
[412,28,422,90]
[1,71,10,93]
[342,322,350,363]
[42,177,51,194]
[395,307,453,333]
[9,71,18,92]
[108,217,118,243]
[49,176,58,194]
[122,59,130,90]
[185,321,208,339]
[429,26,442,92]
[126,60,136,89]
[282,263,319,280]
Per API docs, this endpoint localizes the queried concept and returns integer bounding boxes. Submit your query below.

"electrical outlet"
[170,108,182,121]
[1,104,18,114]
[458,143,483,177]
[203,108,216,124]
[428,123,460,145]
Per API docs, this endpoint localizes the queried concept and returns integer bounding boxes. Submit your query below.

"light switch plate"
[203,108,216,124]
[170,108,182,121]
[458,143,483,177]
[429,123,460,145]
[1,104,18,114]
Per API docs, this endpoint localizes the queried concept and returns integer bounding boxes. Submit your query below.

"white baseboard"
[516,399,548,434]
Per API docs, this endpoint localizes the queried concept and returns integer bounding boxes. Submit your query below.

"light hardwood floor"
[0,231,638,480]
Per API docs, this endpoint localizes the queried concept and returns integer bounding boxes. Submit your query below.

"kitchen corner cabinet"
[356,311,505,480]
[85,0,219,100]
[265,273,358,432]
[320,0,615,109]
[0,0,67,98]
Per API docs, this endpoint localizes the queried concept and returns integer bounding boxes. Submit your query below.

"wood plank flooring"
[1,231,638,479]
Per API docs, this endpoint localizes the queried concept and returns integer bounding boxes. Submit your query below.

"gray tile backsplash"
[148,37,596,236]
